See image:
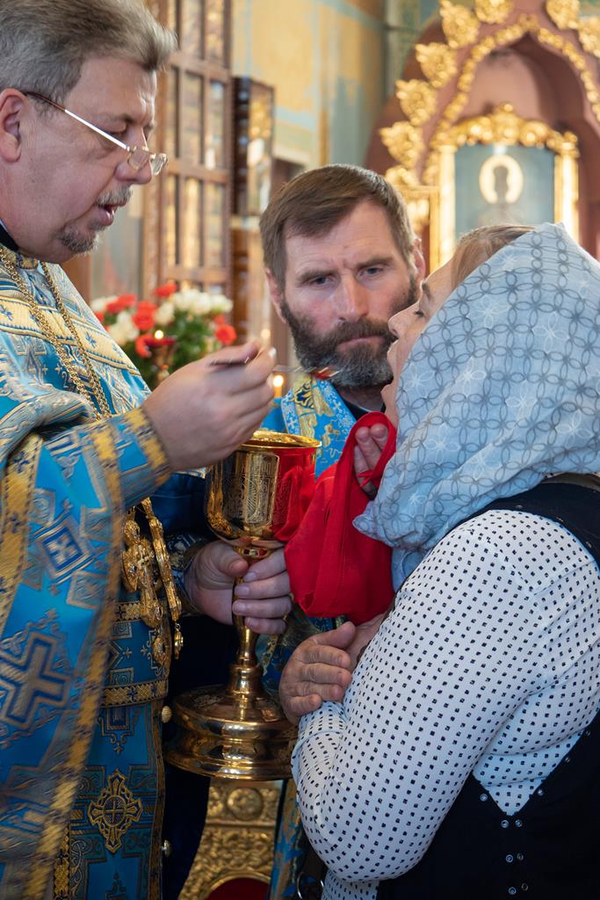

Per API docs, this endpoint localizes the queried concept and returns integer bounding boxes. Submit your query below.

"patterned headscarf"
[356,222,600,584]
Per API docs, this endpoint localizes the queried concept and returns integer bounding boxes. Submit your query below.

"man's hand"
[354,421,389,497]
[143,342,275,472]
[184,541,291,634]
[279,611,388,724]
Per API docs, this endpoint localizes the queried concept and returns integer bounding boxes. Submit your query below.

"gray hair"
[0,0,177,103]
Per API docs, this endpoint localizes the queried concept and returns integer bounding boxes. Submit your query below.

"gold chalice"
[165,430,320,780]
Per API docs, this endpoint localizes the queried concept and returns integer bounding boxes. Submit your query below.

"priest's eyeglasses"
[23,91,168,177]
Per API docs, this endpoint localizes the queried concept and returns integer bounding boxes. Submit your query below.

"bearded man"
[261,164,424,474]
[259,165,424,900]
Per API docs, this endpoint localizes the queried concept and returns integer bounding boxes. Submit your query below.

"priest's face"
[9,56,157,263]
[267,200,422,391]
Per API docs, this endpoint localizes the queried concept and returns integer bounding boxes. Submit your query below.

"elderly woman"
[280,222,600,899]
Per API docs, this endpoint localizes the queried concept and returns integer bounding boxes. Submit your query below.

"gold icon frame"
[432,103,579,265]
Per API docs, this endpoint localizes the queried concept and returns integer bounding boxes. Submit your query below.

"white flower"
[155,301,175,326]
[107,322,128,345]
[172,291,191,312]
[172,289,199,312]
[108,311,139,346]
[209,294,233,314]
[190,292,211,316]
[90,295,116,313]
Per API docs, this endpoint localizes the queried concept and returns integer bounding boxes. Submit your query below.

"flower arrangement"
[91,284,237,385]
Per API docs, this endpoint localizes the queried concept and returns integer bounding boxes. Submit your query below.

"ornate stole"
[279,376,356,477]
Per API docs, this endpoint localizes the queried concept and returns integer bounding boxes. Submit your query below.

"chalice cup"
[165,430,320,780]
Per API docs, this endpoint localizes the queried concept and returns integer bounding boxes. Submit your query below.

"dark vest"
[378,479,600,900]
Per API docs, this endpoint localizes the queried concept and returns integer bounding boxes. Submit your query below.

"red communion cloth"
[285,412,396,625]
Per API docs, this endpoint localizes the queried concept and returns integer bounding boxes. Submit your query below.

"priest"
[0,3,290,898]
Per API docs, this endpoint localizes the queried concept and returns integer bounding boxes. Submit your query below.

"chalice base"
[165,662,297,781]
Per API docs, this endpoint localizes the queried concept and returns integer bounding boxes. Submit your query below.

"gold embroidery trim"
[53,829,69,900]
[0,434,41,637]
[87,770,143,853]
[26,421,124,898]
[102,678,169,708]
[115,600,143,621]
[128,406,170,478]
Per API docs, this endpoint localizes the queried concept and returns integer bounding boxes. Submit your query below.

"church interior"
[65,0,600,896]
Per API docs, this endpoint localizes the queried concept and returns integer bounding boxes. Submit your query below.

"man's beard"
[279,276,420,390]
[58,187,133,256]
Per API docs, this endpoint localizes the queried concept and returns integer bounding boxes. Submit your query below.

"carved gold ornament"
[436,103,579,154]
[429,103,579,263]
[380,121,424,170]
[385,166,419,188]
[396,79,437,125]
[423,14,600,182]
[475,0,514,24]
[546,0,580,29]
[578,16,600,58]
[415,42,458,87]
[87,771,143,854]
[180,780,281,900]
[441,0,481,48]
[537,24,600,119]
[436,102,575,152]
[378,0,593,264]
[383,0,600,191]
[226,786,264,820]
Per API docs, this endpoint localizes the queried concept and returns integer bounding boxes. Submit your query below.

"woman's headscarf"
[356,222,600,584]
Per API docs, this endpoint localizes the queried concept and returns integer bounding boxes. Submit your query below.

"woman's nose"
[388,309,406,339]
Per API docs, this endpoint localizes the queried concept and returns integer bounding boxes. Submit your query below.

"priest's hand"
[279,614,389,724]
[183,540,291,634]
[142,341,275,472]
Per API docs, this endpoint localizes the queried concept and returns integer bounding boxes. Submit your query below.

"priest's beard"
[58,187,133,256]
[279,276,420,389]
[59,226,99,256]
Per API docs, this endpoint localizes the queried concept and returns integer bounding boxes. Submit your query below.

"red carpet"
[209,878,268,900]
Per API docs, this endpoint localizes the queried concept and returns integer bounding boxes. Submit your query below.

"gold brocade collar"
[0,234,39,270]
[2,248,39,270]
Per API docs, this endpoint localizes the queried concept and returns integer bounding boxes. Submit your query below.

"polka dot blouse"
[291,510,600,900]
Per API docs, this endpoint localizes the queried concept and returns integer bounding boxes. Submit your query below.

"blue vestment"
[0,248,203,900]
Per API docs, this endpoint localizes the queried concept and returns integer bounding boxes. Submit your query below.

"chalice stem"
[233,575,259,666]
[226,570,268,704]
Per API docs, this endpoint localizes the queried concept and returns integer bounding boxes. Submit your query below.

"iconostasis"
[366,0,600,271]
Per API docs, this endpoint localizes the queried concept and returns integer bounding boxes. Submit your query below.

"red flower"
[155,282,177,298]
[95,311,105,324]
[132,301,158,332]
[215,323,237,346]
[213,313,226,325]
[106,294,136,314]
[135,334,153,359]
